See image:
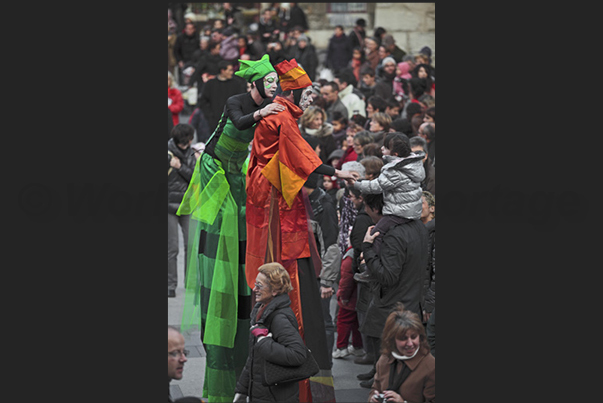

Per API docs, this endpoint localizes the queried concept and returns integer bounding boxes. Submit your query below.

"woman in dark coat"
[234,263,307,403]
[326,25,352,74]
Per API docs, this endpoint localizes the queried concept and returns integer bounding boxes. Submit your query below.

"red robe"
[246,95,323,289]
[246,96,326,401]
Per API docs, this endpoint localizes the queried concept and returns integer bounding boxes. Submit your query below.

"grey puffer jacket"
[353,152,425,219]
[235,293,307,403]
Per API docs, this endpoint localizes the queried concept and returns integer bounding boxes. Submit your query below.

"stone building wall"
[289,2,435,65]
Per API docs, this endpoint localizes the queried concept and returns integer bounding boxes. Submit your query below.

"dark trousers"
[168,213,189,291]
[366,335,382,367]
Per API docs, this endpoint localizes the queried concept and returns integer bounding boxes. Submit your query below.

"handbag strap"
[387,360,412,392]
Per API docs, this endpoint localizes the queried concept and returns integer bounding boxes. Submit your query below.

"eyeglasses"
[254,282,266,289]
[168,349,190,358]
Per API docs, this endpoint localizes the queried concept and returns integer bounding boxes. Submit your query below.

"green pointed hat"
[235,54,275,83]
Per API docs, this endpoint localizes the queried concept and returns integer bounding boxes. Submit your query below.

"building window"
[327,3,367,13]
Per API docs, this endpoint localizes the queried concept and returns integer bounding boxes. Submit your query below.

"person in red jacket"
[332,245,365,358]
[168,71,184,127]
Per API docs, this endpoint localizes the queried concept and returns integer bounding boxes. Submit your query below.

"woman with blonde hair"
[299,105,337,164]
[369,303,435,403]
[234,262,307,403]
[368,112,392,146]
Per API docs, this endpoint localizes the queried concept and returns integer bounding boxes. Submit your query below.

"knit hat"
[397,62,412,79]
[341,161,366,180]
[382,56,396,67]
[235,54,275,83]
[274,58,312,91]
[297,33,309,43]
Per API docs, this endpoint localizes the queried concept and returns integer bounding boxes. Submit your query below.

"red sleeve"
[337,255,355,302]
[169,89,184,115]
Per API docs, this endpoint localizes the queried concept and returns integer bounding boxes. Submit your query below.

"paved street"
[168,208,372,402]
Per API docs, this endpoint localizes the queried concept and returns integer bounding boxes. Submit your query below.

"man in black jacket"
[173,22,200,86]
[198,60,247,135]
[358,192,428,387]
[168,124,197,298]
[349,191,380,379]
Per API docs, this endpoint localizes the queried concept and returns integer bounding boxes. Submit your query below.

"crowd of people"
[168,4,435,403]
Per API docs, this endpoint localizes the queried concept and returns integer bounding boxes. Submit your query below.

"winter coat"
[220,34,240,62]
[168,87,184,127]
[167,138,196,214]
[288,4,309,31]
[336,247,357,311]
[235,293,307,403]
[422,219,436,314]
[295,44,318,82]
[348,206,374,314]
[348,28,365,50]
[338,84,366,119]
[389,45,407,64]
[307,187,340,288]
[365,50,380,71]
[300,123,337,164]
[371,346,435,403]
[325,98,349,124]
[360,219,428,338]
[326,34,352,72]
[374,72,396,102]
[422,160,435,196]
[353,153,426,220]
[173,32,200,64]
[335,146,358,170]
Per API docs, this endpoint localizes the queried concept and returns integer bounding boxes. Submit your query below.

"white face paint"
[299,87,314,111]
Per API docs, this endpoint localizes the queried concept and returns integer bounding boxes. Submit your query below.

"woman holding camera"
[234,263,307,403]
[369,303,435,403]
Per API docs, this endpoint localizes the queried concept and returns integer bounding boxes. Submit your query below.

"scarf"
[337,194,358,256]
[392,347,420,360]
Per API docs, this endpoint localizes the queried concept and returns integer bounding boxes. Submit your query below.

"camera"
[375,393,386,403]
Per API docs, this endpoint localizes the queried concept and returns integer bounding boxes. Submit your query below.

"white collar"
[392,347,420,361]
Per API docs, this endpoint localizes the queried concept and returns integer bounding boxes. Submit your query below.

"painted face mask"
[299,87,314,111]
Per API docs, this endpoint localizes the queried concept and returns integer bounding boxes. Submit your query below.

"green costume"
[177,55,276,402]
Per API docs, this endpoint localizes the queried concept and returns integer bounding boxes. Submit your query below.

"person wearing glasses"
[168,326,203,403]
[234,263,306,403]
